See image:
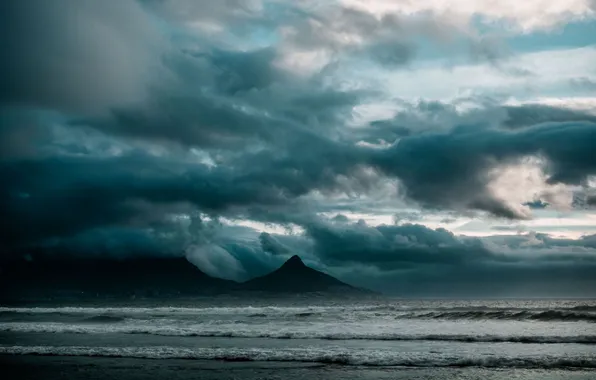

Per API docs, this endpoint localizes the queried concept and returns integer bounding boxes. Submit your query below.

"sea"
[0,297,595,379]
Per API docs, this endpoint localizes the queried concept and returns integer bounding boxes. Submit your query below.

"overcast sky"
[2,0,596,296]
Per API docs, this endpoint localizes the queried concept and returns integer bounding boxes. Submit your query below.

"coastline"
[2,355,595,380]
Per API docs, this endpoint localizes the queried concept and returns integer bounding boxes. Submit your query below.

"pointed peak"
[281,255,306,269]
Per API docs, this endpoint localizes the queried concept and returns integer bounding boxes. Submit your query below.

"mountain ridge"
[0,256,234,300]
[0,255,374,300]
[242,255,369,294]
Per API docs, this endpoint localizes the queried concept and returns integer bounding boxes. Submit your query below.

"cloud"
[4,104,596,256]
[2,0,596,297]
[524,200,549,209]
[340,0,596,32]
[366,98,596,141]
[305,220,494,269]
[374,46,596,100]
[259,232,291,255]
[145,0,266,26]
[371,120,596,218]
[0,134,370,252]
[0,0,165,114]
[186,243,246,280]
[0,107,51,159]
[299,219,596,295]
[65,45,373,151]
[570,77,596,91]
[503,104,596,129]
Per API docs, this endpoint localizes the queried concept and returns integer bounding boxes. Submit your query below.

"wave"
[0,306,354,316]
[0,345,594,368]
[1,323,593,344]
[79,315,125,323]
[570,305,596,312]
[2,305,595,322]
[144,332,596,345]
[249,312,319,318]
[295,312,318,317]
[399,310,596,322]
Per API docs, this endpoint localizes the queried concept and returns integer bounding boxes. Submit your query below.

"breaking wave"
[0,306,354,316]
[2,305,595,322]
[79,315,125,323]
[0,345,594,368]
[570,305,596,312]
[398,310,596,323]
[0,322,593,344]
[135,332,596,344]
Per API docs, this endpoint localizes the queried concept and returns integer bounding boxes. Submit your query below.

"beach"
[1,298,595,379]
[3,355,596,380]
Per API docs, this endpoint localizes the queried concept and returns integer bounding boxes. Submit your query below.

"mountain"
[0,256,234,301]
[241,255,368,294]
[0,255,374,301]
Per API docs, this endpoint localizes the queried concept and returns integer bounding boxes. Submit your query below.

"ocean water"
[1,298,595,379]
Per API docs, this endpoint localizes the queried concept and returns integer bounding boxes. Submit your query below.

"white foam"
[3,304,595,322]
[1,322,593,344]
[0,306,365,316]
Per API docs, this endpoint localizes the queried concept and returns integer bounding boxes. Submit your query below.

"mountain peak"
[242,254,372,294]
[281,255,306,269]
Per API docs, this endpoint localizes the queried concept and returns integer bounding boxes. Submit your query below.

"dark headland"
[242,255,368,294]
[0,255,374,301]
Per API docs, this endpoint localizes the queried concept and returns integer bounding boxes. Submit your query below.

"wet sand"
[2,355,595,380]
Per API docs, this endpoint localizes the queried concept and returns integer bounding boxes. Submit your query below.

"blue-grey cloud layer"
[1,0,596,295]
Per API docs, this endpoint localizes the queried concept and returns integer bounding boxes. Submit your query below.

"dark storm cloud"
[202,48,282,95]
[0,0,379,254]
[367,100,596,140]
[259,232,291,256]
[331,214,351,223]
[265,226,596,292]
[29,226,176,259]
[0,0,163,114]
[365,120,411,144]
[86,90,276,149]
[65,0,420,151]
[1,0,375,152]
[4,110,596,254]
[287,220,596,295]
[569,191,596,209]
[502,104,596,129]
[0,133,371,252]
[303,220,497,269]
[2,0,596,297]
[67,44,371,150]
[371,120,596,218]
[18,213,279,281]
[0,107,51,159]
[348,261,596,297]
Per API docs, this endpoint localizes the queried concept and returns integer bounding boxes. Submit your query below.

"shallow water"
[1,298,595,378]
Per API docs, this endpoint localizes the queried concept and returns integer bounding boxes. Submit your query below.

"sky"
[1,0,596,296]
